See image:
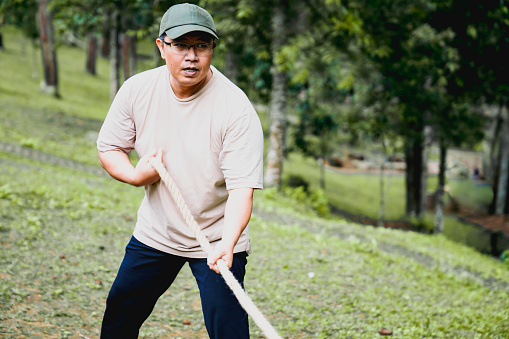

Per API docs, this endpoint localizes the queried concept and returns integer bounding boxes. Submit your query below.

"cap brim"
[165,24,218,40]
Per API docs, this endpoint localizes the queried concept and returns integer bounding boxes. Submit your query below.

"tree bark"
[378,154,386,227]
[129,35,136,78]
[482,105,503,184]
[434,142,447,233]
[319,158,325,190]
[422,125,433,214]
[36,0,59,97]
[109,9,120,101]
[121,33,136,80]
[405,135,425,219]
[86,35,97,75]
[100,13,110,59]
[101,34,110,58]
[265,0,287,188]
[495,107,509,215]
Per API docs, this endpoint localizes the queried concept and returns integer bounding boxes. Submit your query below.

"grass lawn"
[282,152,502,254]
[1,26,509,338]
[1,152,508,338]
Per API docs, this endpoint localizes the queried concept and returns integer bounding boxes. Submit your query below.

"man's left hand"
[207,241,233,274]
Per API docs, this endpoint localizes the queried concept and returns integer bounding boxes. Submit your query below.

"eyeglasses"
[160,39,216,56]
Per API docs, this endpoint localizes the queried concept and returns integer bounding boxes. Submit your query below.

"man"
[96,3,264,338]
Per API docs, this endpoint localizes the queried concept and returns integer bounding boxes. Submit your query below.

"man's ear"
[156,39,165,59]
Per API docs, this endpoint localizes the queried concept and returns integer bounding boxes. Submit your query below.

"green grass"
[1,153,508,338]
[281,152,503,253]
[283,153,412,220]
[448,179,493,213]
[283,153,492,222]
[0,26,110,121]
[1,25,509,338]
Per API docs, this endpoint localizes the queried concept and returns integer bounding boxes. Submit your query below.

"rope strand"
[149,157,282,339]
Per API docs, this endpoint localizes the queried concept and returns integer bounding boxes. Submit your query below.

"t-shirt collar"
[166,66,217,102]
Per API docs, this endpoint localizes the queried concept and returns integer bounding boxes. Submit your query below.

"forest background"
[1,0,509,338]
[3,0,509,251]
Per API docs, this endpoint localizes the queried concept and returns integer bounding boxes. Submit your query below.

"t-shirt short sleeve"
[96,80,136,154]
[219,107,264,190]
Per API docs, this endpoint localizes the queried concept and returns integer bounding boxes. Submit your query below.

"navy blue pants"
[101,236,249,339]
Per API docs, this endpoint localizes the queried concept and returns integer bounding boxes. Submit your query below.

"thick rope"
[149,157,282,339]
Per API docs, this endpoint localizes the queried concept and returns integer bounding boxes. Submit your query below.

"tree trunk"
[101,34,110,58]
[265,0,287,188]
[482,105,503,184]
[225,50,239,85]
[0,32,3,50]
[36,0,59,97]
[495,107,509,215]
[100,14,110,59]
[491,134,503,214]
[434,142,447,233]
[121,33,136,80]
[319,158,325,190]
[86,35,97,75]
[121,33,131,80]
[422,125,433,214]
[129,35,136,77]
[378,154,385,227]
[405,136,425,219]
[109,9,120,101]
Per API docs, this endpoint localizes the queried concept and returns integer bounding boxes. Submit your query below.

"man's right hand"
[98,148,163,187]
[132,149,163,186]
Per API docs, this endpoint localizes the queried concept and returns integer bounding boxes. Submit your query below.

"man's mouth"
[182,67,199,75]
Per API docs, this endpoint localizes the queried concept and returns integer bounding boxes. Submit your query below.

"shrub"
[501,250,509,266]
[286,175,309,192]
[282,185,330,218]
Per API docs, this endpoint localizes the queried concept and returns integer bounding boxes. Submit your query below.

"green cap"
[159,3,218,40]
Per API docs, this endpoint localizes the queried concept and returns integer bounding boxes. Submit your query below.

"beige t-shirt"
[97,65,264,258]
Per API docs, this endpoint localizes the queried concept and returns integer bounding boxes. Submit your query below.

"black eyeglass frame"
[159,36,216,53]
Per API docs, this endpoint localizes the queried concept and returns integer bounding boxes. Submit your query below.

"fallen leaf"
[378,328,393,336]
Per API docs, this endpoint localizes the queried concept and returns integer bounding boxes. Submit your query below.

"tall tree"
[86,34,98,75]
[350,0,464,219]
[109,7,119,100]
[430,0,509,216]
[51,0,158,99]
[37,0,59,97]
[264,0,288,188]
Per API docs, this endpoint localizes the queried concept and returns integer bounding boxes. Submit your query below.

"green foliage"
[0,0,38,39]
[50,0,157,37]
[501,250,509,265]
[286,174,309,191]
[263,182,331,218]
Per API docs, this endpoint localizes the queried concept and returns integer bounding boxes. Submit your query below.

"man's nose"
[184,46,198,60]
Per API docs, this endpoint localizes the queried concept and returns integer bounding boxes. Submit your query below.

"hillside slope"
[1,26,508,338]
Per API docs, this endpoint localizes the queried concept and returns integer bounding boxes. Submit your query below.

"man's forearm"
[98,149,162,187]
[222,188,254,250]
[98,150,137,184]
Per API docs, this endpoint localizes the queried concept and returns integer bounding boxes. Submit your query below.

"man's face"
[157,31,214,98]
